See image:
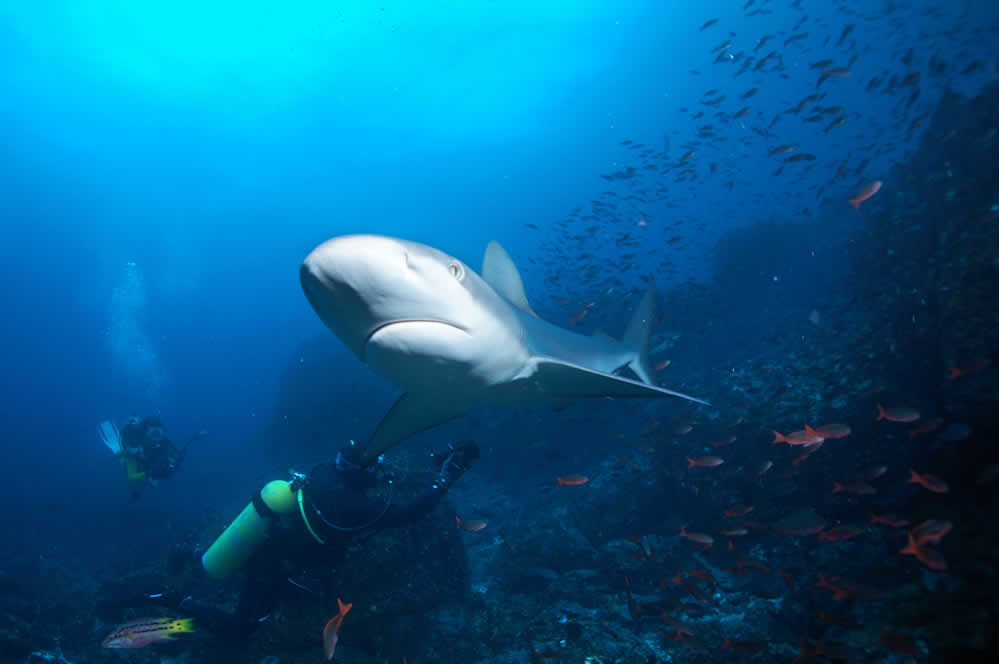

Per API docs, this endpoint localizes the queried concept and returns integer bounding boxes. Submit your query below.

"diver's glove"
[432,440,480,489]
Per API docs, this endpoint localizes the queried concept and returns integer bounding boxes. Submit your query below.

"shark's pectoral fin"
[359,392,474,465]
[514,357,711,406]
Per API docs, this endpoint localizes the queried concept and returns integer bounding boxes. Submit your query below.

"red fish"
[456,516,488,532]
[556,475,589,486]
[818,525,864,541]
[899,533,947,570]
[679,526,714,546]
[670,575,709,603]
[688,569,719,589]
[811,423,852,439]
[848,180,882,209]
[816,574,883,601]
[102,618,195,649]
[724,504,754,518]
[832,480,876,495]
[323,598,352,661]
[569,309,588,325]
[772,429,823,446]
[947,358,989,380]
[908,469,949,493]
[908,417,944,438]
[711,435,738,448]
[688,456,724,468]
[910,520,952,545]
[654,359,672,371]
[792,441,824,466]
[876,404,920,422]
[871,513,910,527]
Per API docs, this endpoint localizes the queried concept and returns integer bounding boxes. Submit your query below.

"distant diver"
[99,416,206,502]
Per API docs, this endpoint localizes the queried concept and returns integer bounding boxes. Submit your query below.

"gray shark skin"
[300,234,709,464]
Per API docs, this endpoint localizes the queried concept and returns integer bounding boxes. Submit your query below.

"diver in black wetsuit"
[106,439,479,643]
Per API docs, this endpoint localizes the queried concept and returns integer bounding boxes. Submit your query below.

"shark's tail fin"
[623,280,657,385]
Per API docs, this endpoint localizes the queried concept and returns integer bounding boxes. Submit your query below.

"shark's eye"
[448,262,464,281]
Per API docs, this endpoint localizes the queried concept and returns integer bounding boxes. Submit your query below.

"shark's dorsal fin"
[482,241,537,317]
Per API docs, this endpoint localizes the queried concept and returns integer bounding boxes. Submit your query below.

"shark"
[300,234,709,465]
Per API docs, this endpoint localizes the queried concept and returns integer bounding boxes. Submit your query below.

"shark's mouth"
[362,320,470,362]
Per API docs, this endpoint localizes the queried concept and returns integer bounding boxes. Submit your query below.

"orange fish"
[818,525,864,541]
[724,504,754,518]
[815,574,882,601]
[899,533,947,570]
[711,435,738,448]
[910,519,952,545]
[674,423,694,435]
[654,359,672,371]
[322,598,352,661]
[456,516,488,532]
[876,404,920,422]
[792,441,824,466]
[871,513,910,527]
[679,526,714,546]
[810,423,852,439]
[556,474,589,486]
[908,469,948,493]
[687,569,719,589]
[908,417,944,438]
[832,480,876,495]
[687,456,724,468]
[772,429,823,446]
[848,180,882,209]
[947,358,989,380]
[670,575,709,602]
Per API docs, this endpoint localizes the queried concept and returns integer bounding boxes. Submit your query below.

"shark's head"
[300,235,526,392]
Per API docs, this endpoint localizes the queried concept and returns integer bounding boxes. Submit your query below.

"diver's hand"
[435,440,479,488]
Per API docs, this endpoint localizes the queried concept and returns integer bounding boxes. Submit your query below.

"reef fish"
[102,618,194,649]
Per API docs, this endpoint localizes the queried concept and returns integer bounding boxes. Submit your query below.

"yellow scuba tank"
[121,455,146,489]
[201,480,298,581]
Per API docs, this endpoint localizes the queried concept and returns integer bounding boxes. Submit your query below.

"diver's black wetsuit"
[121,416,185,481]
[184,462,448,641]
[105,442,478,645]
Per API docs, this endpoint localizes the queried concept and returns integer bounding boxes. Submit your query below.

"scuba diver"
[99,416,206,501]
[100,439,479,644]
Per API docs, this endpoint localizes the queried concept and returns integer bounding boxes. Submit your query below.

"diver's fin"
[99,420,122,454]
[481,241,537,317]
[358,392,475,465]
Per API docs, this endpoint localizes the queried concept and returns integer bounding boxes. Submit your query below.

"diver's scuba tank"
[200,476,302,581]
